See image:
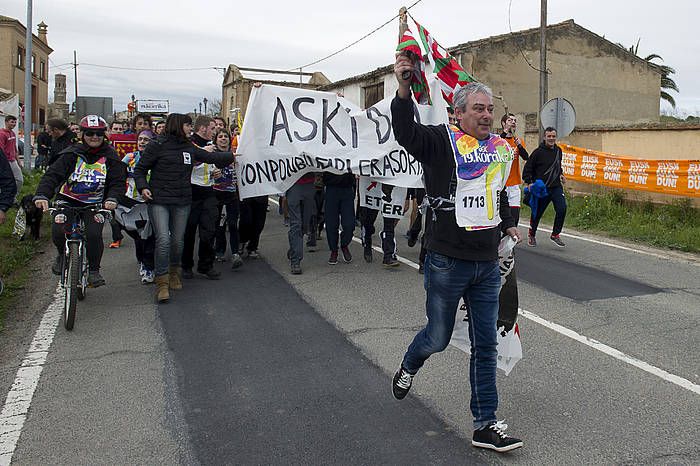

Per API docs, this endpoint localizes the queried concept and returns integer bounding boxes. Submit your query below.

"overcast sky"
[3,0,699,117]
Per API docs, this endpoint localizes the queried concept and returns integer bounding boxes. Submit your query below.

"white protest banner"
[236,82,447,199]
[358,177,407,219]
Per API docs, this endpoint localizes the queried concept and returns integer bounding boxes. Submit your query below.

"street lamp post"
[198,102,202,114]
[203,97,208,115]
[23,0,33,170]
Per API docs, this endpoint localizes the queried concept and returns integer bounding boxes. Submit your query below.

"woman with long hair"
[134,113,234,303]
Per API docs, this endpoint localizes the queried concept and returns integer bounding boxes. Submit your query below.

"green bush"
[0,170,50,328]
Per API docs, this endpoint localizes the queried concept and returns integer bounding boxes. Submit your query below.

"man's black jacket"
[391,94,514,262]
[522,142,563,188]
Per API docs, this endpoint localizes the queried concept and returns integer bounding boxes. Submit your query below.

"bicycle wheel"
[77,242,88,301]
[64,242,80,330]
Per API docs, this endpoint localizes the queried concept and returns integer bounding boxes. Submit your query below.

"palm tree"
[621,39,679,108]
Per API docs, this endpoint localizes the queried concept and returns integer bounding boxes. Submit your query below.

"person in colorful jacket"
[120,129,156,283]
[212,128,243,269]
[390,53,522,453]
[34,115,127,287]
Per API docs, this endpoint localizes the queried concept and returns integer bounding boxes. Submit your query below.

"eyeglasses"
[83,130,105,137]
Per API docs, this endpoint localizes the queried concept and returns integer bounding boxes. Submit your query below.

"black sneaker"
[198,268,221,280]
[383,256,400,268]
[341,246,352,263]
[328,250,338,265]
[52,255,64,275]
[392,367,414,400]
[550,235,565,247]
[363,246,373,263]
[472,421,523,453]
[182,268,194,279]
[290,263,302,275]
[87,271,106,288]
[418,263,424,275]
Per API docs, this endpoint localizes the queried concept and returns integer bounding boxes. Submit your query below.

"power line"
[288,0,425,71]
[80,62,224,72]
[508,0,549,74]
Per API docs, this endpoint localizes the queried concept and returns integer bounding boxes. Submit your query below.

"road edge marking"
[518,308,700,395]
[0,285,63,465]
[518,222,698,264]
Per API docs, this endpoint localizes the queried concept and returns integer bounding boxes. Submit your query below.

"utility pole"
[22,0,33,170]
[539,0,548,142]
[73,50,78,116]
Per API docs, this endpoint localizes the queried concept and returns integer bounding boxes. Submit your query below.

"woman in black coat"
[134,113,234,303]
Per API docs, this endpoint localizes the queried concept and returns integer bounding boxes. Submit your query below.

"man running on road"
[390,53,523,453]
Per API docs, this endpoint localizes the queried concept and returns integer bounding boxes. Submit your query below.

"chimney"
[37,21,48,44]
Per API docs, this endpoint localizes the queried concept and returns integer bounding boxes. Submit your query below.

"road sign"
[137,100,169,113]
[540,97,576,137]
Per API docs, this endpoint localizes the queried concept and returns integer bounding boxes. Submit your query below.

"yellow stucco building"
[0,15,53,128]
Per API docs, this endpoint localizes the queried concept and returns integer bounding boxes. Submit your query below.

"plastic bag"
[12,206,26,239]
[449,300,523,376]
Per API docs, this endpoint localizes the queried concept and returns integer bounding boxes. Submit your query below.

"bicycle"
[50,203,111,330]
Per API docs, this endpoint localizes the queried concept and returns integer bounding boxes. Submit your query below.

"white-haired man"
[390,53,523,453]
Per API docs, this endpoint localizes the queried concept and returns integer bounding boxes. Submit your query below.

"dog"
[20,194,43,241]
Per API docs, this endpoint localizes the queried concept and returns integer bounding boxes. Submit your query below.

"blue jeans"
[402,251,501,429]
[530,185,567,236]
[148,203,191,277]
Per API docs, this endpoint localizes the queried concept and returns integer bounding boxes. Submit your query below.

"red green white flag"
[414,19,476,107]
[396,26,431,105]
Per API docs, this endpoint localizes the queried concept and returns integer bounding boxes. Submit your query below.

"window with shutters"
[17,46,25,69]
[363,82,384,108]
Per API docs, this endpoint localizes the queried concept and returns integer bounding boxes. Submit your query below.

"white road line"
[518,309,700,395]
[385,244,699,395]
[517,222,691,262]
[0,285,63,466]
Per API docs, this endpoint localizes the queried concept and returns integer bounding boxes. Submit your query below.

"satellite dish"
[540,97,576,138]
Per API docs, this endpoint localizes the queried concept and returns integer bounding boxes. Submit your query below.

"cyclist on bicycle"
[34,115,127,287]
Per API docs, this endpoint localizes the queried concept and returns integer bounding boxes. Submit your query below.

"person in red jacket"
[0,115,22,201]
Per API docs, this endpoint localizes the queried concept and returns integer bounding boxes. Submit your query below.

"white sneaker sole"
[471,440,523,452]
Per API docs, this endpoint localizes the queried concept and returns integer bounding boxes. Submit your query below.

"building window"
[16,46,25,69]
[40,60,46,80]
[31,55,36,75]
[363,82,384,108]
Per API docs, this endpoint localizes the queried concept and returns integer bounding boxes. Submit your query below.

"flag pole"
[398,7,412,81]
[398,6,408,39]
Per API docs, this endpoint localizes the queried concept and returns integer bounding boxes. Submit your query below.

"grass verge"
[0,170,51,330]
[520,188,700,253]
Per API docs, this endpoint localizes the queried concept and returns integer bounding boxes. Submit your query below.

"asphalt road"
[1,204,699,465]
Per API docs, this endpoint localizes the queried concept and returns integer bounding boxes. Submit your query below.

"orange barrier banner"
[560,143,700,197]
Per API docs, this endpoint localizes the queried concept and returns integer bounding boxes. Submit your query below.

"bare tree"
[209,98,222,116]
